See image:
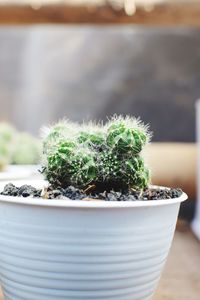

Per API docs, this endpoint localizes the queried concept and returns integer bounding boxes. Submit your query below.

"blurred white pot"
[192,100,200,239]
[0,180,187,300]
[0,165,41,181]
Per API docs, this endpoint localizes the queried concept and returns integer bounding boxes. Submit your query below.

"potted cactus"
[0,116,187,300]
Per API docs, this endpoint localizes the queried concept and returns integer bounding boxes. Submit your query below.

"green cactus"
[96,152,150,191]
[78,131,105,147]
[42,120,78,155]
[123,155,150,189]
[42,116,151,191]
[44,141,76,187]
[106,116,149,154]
[45,141,96,188]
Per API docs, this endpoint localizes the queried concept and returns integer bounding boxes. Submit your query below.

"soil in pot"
[1,183,183,201]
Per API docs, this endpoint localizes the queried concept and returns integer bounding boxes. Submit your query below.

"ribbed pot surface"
[0,192,186,300]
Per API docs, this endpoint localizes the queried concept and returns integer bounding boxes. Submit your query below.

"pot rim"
[0,180,188,208]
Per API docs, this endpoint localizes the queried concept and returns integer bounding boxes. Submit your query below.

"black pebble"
[1,183,19,196]
[107,192,117,201]
[18,185,37,197]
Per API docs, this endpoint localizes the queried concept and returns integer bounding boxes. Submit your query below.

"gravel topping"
[1,183,183,201]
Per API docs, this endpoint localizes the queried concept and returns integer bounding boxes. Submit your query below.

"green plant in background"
[42,116,151,192]
[11,133,41,165]
[0,123,42,169]
[0,123,16,171]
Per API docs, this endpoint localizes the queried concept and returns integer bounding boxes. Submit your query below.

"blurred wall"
[0,26,199,141]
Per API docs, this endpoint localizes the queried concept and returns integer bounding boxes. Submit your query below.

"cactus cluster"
[42,116,151,192]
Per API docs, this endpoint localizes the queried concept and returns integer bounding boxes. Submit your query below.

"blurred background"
[0,0,199,299]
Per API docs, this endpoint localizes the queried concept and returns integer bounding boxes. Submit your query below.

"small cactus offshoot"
[42,116,151,192]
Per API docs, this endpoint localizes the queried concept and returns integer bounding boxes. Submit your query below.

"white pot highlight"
[0,180,187,300]
[192,99,200,239]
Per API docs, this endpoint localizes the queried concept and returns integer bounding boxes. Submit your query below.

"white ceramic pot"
[0,165,41,181]
[192,99,200,239]
[0,180,187,300]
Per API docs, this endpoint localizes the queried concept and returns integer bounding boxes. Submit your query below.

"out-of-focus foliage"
[0,123,16,170]
[12,133,41,165]
[0,123,41,170]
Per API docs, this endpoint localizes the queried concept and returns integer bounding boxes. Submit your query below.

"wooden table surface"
[1,1,200,26]
[0,228,199,300]
[155,228,200,300]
